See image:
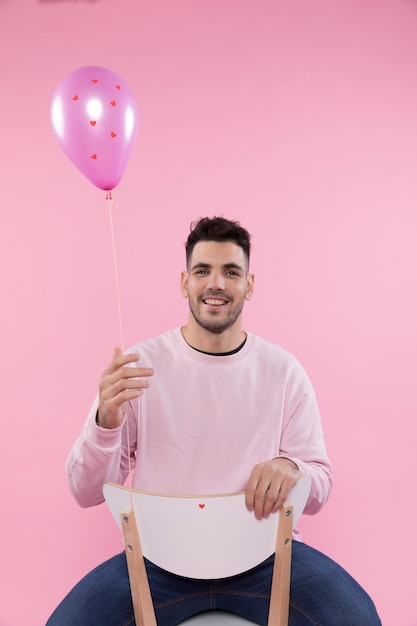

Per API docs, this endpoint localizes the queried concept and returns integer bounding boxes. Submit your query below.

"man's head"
[181,217,254,342]
[185,216,251,272]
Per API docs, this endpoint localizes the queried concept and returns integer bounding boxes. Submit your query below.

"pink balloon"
[50,66,139,191]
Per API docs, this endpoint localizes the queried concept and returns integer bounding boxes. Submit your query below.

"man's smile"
[202,298,228,306]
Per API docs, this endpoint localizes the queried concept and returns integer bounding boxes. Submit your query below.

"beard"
[188,294,245,334]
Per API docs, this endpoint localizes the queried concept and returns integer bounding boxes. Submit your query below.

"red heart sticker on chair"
[110,100,116,107]
[111,131,117,137]
[199,504,205,509]
[92,79,98,84]
[91,154,97,160]
[90,120,96,126]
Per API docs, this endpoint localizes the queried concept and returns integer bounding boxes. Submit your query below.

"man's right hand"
[97,347,154,429]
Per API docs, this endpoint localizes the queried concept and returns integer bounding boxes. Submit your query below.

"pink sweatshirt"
[67,328,333,520]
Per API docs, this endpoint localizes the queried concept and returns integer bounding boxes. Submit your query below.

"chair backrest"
[103,476,311,579]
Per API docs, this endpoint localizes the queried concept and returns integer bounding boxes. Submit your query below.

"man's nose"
[207,272,226,290]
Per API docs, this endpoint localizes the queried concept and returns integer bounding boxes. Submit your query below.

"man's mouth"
[202,298,228,306]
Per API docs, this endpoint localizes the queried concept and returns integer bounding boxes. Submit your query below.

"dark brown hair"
[185,216,251,268]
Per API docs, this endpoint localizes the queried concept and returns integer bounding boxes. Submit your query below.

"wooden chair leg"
[267,504,293,626]
[121,509,157,626]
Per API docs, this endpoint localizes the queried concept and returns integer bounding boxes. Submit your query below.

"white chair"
[103,476,311,626]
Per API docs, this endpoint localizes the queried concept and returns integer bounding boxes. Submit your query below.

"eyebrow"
[190,262,245,272]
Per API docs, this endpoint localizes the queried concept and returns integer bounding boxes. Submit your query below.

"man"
[47,217,381,625]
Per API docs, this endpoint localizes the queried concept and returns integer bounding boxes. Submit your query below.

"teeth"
[204,299,225,305]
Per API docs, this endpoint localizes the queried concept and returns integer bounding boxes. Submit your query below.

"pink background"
[1,1,416,624]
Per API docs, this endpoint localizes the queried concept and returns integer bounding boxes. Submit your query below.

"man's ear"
[180,270,189,298]
[245,273,255,300]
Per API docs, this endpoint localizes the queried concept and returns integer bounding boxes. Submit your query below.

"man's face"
[181,240,254,334]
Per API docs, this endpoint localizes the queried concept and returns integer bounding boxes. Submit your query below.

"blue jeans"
[46,542,381,625]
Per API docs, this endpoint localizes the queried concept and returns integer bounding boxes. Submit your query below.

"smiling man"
[47,217,381,625]
[181,238,254,346]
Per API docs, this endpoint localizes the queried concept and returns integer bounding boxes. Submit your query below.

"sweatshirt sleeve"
[279,376,333,515]
[66,395,137,508]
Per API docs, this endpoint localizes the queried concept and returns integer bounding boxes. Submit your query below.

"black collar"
[191,336,247,357]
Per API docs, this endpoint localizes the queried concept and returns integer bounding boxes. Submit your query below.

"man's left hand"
[245,457,300,520]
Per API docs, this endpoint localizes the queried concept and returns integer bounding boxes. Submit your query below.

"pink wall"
[1,1,416,624]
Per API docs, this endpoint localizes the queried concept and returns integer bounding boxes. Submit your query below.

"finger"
[246,467,274,520]
[102,348,141,377]
[268,474,300,515]
[253,473,278,519]
[244,465,262,512]
[261,476,284,518]
[113,351,141,369]
[102,364,154,394]
[113,346,123,359]
[104,365,154,387]
[102,386,145,410]
[105,375,151,398]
